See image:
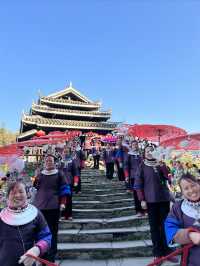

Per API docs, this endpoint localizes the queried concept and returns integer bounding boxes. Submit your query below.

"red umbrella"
[33,131,66,140]
[0,144,23,156]
[128,124,187,143]
[189,133,200,142]
[17,130,83,147]
[161,134,200,150]
[17,138,57,147]
[48,131,63,135]
[46,130,81,140]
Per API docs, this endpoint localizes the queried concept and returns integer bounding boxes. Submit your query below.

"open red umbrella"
[17,130,83,147]
[160,134,200,150]
[0,144,23,156]
[128,124,187,144]
[189,133,200,142]
[17,138,57,147]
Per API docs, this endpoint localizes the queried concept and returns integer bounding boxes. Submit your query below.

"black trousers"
[41,209,60,262]
[116,161,125,181]
[147,201,171,257]
[129,178,143,213]
[133,189,143,213]
[106,162,114,179]
[93,155,100,169]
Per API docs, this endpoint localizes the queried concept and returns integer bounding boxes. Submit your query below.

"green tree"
[0,123,17,146]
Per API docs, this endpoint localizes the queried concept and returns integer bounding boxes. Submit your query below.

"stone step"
[81,173,105,177]
[57,169,155,261]
[56,257,180,266]
[81,181,122,184]
[81,183,123,189]
[72,206,135,219]
[81,176,119,180]
[81,169,103,173]
[58,225,150,243]
[81,174,105,178]
[76,192,129,197]
[73,193,132,202]
[81,183,124,190]
[81,182,124,187]
[59,215,149,230]
[81,174,115,177]
[57,240,152,260]
[80,187,127,195]
[73,199,134,209]
[81,169,104,173]
[81,177,106,181]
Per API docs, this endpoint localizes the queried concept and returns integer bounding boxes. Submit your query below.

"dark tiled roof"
[22,115,117,130]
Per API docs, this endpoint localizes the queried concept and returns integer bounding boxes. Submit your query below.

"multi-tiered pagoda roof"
[18,84,117,140]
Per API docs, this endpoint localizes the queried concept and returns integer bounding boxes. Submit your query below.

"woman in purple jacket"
[0,180,51,266]
[103,143,116,180]
[34,154,69,262]
[124,140,143,216]
[135,145,177,263]
[61,146,79,220]
[165,173,200,266]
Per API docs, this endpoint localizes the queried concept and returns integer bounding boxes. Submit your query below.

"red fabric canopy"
[128,124,187,143]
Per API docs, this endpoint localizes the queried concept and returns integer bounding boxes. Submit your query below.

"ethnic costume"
[165,199,200,266]
[115,147,126,181]
[91,146,101,169]
[103,148,116,179]
[0,204,51,266]
[61,155,79,219]
[72,148,85,193]
[135,158,171,257]
[124,150,143,214]
[33,169,69,262]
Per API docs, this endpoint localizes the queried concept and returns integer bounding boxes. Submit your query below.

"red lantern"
[36,130,46,137]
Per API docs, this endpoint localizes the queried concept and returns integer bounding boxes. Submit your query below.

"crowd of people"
[0,134,200,265]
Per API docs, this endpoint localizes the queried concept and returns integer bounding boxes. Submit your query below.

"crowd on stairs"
[0,135,200,265]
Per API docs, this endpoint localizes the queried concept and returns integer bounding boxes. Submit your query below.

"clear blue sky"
[0,1,199,133]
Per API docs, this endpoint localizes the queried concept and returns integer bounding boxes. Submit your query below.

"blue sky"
[0,1,199,133]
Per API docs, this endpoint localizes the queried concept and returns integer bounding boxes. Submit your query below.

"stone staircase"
[57,168,153,260]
